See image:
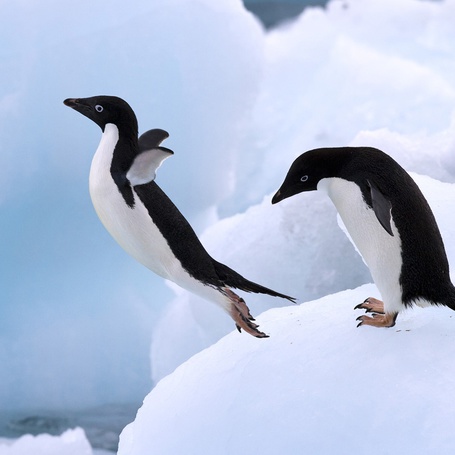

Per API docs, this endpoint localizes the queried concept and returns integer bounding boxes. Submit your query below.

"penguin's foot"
[354,297,385,314]
[355,297,398,327]
[356,311,398,328]
[223,288,269,338]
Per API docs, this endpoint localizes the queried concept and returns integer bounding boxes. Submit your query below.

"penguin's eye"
[300,175,309,182]
[95,105,104,113]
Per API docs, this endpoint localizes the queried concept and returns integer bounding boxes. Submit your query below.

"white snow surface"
[120,285,455,455]
[0,428,92,455]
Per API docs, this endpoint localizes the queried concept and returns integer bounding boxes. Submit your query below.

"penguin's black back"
[134,182,222,285]
[337,147,455,307]
[133,181,294,301]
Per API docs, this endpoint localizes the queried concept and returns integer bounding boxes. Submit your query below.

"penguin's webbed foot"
[355,297,397,328]
[354,297,385,314]
[224,288,269,338]
[356,309,398,328]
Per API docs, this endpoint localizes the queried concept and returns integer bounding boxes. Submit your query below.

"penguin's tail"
[213,260,296,303]
[441,285,455,311]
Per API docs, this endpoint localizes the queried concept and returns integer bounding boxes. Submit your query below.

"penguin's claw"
[355,298,398,327]
[356,312,398,328]
[354,297,385,314]
[224,288,269,338]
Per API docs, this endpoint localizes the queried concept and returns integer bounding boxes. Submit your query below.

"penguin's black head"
[272,148,345,204]
[64,95,138,134]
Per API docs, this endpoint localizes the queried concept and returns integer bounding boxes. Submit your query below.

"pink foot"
[355,297,398,328]
[224,288,269,338]
[354,297,385,314]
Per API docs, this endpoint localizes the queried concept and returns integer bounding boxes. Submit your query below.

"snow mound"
[0,428,92,455]
[119,283,455,455]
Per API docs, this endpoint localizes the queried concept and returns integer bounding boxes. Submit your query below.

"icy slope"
[119,283,455,455]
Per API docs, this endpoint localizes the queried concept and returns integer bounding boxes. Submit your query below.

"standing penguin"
[64,95,295,338]
[272,146,455,328]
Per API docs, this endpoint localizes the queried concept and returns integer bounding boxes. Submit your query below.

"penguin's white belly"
[318,177,404,313]
[89,124,182,281]
[88,124,233,312]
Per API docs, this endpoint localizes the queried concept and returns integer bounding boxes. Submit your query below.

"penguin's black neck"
[109,122,139,208]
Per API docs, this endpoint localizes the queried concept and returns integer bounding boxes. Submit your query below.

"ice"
[0,428,92,455]
[227,0,455,211]
[119,285,455,454]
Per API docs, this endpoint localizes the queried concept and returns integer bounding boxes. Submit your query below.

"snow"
[120,284,455,455]
[0,428,92,455]
[2,0,455,453]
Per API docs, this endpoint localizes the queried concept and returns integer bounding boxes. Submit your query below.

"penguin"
[272,146,455,328]
[64,95,295,338]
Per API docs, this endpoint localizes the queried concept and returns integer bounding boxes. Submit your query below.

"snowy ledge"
[0,428,94,455]
[118,282,455,455]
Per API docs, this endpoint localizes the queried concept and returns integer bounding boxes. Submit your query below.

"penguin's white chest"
[88,124,180,280]
[318,177,404,313]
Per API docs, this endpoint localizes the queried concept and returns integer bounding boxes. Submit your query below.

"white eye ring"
[300,175,308,182]
[95,105,104,112]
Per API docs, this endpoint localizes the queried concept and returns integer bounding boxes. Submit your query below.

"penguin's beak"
[64,98,91,116]
[63,98,78,108]
[271,189,284,204]
[64,98,90,111]
[272,184,294,204]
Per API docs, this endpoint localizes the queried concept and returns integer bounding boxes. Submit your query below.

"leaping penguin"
[64,95,295,338]
[272,146,455,328]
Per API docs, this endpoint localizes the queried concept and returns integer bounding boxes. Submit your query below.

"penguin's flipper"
[127,147,174,186]
[367,179,394,236]
[213,260,296,303]
[138,128,170,151]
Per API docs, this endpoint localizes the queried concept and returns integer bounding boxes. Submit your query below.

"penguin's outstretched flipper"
[127,129,174,186]
[138,128,170,150]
